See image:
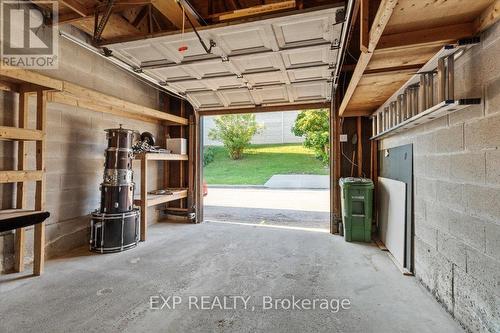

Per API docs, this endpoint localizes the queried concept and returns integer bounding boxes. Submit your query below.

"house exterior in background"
[203,111,304,146]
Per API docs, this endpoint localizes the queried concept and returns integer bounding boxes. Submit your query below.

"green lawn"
[203,143,328,185]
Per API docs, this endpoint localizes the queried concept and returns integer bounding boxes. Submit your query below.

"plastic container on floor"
[339,177,374,242]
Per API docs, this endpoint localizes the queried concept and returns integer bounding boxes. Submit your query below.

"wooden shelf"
[134,153,188,161]
[1,66,187,124]
[0,65,63,92]
[0,209,44,221]
[134,189,188,207]
[0,170,43,184]
[0,126,44,141]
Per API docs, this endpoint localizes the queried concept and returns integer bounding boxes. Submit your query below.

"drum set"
[90,126,140,253]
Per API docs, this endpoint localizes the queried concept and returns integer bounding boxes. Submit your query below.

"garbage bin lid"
[339,177,374,187]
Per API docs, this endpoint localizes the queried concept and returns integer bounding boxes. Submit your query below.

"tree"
[292,109,329,165]
[208,114,262,160]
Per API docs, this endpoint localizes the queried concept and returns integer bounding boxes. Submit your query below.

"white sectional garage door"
[104,6,345,112]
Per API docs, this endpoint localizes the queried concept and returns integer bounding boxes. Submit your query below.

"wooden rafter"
[360,0,369,53]
[60,0,92,16]
[339,0,398,116]
[151,0,201,29]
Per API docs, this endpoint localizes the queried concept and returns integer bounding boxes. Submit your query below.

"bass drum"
[90,209,140,253]
[100,183,135,213]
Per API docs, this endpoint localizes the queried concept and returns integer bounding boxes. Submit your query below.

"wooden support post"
[179,102,185,208]
[188,115,195,213]
[14,91,29,272]
[330,89,341,234]
[357,117,363,177]
[372,140,379,228]
[360,0,369,53]
[140,157,147,241]
[195,112,203,223]
[33,90,46,276]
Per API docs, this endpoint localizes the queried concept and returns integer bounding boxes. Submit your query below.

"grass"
[203,143,328,185]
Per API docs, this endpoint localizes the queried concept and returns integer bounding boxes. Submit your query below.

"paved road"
[204,188,330,230]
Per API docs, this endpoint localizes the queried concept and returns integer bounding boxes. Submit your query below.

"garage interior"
[0,0,498,332]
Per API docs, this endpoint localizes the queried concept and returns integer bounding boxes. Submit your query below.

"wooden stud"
[14,91,29,273]
[140,157,147,241]
[33,90,46,276]
[188,115,195,213]
[195,112,203,223]
[179,102,186,209]
[360,0,369,53]
[357,117,363,177]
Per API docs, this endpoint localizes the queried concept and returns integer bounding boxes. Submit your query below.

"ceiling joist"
[339,0,498,117]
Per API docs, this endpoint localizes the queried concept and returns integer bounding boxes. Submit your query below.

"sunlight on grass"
[204,143,328,185]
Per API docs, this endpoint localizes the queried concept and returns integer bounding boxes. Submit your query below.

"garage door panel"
[205,77,245,90]
[252,86,289,104]
[218,89,255,107]
[188,91,224,109]
[103,6,344,111]
[231,53,282,74]
[214,27,273,55]
[244,71,287,87]
[281,46,335,69]
[288,66,330,82]
[289,82,329,102]
[272,14,336,48]
[148,66,199,81]
[168,80,210,93]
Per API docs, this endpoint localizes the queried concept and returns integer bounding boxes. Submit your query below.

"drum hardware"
[148,189,173,195]
[90,125,141,253]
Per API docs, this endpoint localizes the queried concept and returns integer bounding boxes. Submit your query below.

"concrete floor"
[0,222,462,332]
[204,188,330,229]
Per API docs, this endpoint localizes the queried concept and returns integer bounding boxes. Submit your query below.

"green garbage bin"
[339,178,374,242]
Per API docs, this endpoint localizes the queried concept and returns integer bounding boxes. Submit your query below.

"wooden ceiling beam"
[377,22,474,50]
[72,14,142,40]
[210,0,297,22]
[474,0,500,33]
[339,0,398,117]
[151,0,201,29]
[60,0,92,16]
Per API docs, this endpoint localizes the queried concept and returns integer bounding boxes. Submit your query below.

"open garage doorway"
[200,110,330,232]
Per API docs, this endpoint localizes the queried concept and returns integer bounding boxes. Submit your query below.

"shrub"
[208,114,263,160]
[291,109,329,165]
[203,146,215,166]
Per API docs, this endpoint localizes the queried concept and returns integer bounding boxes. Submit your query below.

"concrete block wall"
[380,22,500,332]
[0,35,163,273]
[203,111,304,146]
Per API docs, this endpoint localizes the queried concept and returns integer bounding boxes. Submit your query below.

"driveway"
[204,188,330,230]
